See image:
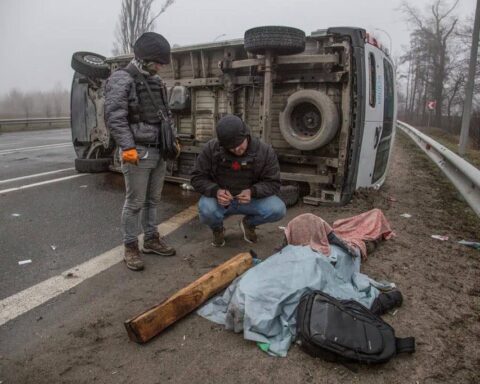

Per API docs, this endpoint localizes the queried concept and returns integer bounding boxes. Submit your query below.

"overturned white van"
[70,26,396,205]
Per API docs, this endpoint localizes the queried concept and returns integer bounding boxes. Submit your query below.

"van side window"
[382,59,394,137]
[369,53,376,107]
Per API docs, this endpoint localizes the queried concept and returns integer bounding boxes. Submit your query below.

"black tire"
[279,184,300,207]
[71,51,110,79]
[244,26,306,55]
[75,158,111,173]
[279,90,339,151]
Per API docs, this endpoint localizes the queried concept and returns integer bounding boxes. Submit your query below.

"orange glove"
[122,149,139,165]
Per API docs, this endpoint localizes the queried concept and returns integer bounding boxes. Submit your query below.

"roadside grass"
[415,126,480,169]
[397,132,480,238]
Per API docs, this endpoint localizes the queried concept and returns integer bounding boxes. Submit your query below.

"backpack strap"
[395,337,415,354]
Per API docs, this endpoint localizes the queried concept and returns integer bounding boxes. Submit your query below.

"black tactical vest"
[122,63,168,124]
[216,148,256,196]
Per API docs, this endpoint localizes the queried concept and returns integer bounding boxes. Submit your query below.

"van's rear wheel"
[279,184,300,207]
[279,90,339,151]
[244,26,306,55]
[75,158,111,173]
[71,52,110,79]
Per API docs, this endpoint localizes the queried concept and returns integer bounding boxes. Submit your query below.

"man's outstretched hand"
[217,189,234,206]
[236,189,252,204]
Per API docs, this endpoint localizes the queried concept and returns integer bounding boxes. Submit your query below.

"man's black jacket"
[190,137,281,199]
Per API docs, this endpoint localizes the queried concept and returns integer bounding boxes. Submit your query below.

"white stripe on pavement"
[0,168,75,185]
[0,142,71,155]
[0,204,198,326]
[0,174,86,194]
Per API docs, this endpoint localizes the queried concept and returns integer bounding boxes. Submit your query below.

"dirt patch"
[1,131,479,384]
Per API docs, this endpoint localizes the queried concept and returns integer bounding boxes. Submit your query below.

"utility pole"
[459,0,480,155]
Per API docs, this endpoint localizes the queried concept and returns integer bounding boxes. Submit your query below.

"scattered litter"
[278,226,286,231]
[458,240,480,250]
[11,213,21,217]
[111,371,118,375]
[400,213,412,218]
[18,259,32,265]
[431,235,449,241]
[387,196,397,202]
[180,183,194,191]
[79,185,88,188]
[183,335,186,341]
[390,310,398,316]
[50,244,57,251]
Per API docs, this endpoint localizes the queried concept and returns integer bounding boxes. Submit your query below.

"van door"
[355,45,384,188]
[371,58,396,185]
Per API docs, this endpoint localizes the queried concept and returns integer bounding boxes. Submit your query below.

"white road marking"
[0,142,71,155]
[0,174,87,195]
[0,167,75,185]
[0,205,198,326]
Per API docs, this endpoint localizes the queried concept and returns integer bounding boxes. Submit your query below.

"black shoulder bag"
[137,72,180,161]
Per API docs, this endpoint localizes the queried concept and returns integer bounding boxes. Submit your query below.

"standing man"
[105,32,175,271]
[191,115,286,247]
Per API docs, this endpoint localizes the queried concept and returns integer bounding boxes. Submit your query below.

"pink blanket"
[284,208,395,259]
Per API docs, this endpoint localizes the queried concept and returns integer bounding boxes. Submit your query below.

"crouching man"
[191,115,286,246]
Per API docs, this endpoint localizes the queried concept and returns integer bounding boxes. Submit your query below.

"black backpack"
[295,291,415,364]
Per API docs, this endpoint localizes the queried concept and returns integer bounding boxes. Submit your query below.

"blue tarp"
[198,245,393,357]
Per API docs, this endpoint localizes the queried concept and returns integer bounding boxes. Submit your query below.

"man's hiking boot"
[124,242,144,271]
[240,217,257,243]
[143,233,176,256]
[212,227,225,247]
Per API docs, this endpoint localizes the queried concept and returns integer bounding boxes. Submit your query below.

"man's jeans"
[198,195,286,230]
[121,146,166,245]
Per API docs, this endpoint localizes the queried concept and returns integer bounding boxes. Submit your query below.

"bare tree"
[112,0,175,55]
[400,0,459,126]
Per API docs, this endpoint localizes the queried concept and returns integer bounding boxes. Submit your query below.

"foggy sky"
[0,0,475,96]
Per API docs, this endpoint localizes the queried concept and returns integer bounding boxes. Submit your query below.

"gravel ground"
[1,131,479,384]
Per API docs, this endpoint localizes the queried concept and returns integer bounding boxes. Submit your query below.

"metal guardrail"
[0,117,70,128]
[397,120,480,217]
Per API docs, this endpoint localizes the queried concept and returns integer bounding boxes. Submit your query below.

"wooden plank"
[124,252,254,343]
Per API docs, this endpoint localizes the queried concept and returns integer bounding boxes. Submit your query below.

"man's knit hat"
[216,115,250,149]
[133,32,171,64]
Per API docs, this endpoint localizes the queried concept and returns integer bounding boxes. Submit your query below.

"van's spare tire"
[279,90,339,151]
[75,158,111,173]
[71,52,110,79]
[244,26,305,55]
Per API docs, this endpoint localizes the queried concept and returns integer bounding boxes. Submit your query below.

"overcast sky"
[0,0,476,96]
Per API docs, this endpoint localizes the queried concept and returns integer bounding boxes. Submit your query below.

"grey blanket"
[198,245,391,357]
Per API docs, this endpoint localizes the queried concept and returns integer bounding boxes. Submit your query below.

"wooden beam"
[124,252,254,343]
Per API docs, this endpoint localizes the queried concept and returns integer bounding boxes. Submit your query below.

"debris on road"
[18,259,32,265]
[50,244,57,251]
[431,235,449,241]
[79,185,88,188]
[458,240,480,250]
[125,252,254,343]
[400,213,412,218]
[11,213,21,217]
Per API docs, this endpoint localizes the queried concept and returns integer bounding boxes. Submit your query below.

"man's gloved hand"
[122,149,139,165]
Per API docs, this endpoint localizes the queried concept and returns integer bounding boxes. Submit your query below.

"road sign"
[427,100,436,110]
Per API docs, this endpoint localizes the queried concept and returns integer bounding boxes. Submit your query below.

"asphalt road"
[0,128,197,300]
[1,129,478,384]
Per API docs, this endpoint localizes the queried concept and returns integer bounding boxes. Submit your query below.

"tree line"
[398,0,479,147]
[0,85,69,120]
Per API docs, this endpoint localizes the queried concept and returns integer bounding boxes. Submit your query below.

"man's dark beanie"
[133,32,171,64]
[216,115,250,149]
